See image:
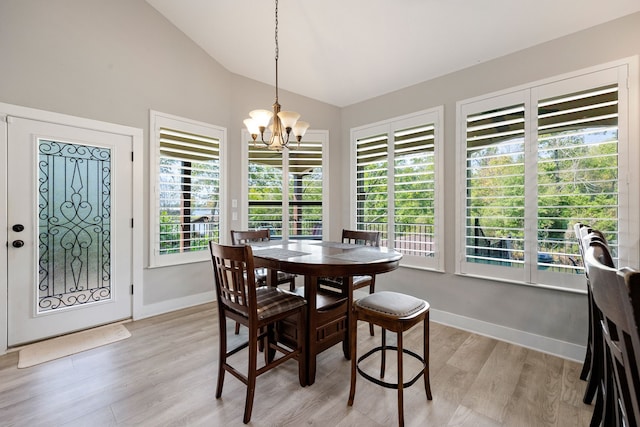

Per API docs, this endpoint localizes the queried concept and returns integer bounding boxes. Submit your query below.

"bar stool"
[348,291,432,427]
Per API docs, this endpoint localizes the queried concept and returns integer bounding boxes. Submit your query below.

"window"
[351,108,443,270]
[150,111,226,267]
[456,61,638,291]
[243,130,327,239]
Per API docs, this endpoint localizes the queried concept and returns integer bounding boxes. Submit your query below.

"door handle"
[12,224,25,232]
[12,240,24,248]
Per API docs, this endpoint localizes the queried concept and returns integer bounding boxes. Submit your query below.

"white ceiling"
[146,0,640,107]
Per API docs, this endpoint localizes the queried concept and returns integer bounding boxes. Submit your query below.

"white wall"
[341,12,640,360]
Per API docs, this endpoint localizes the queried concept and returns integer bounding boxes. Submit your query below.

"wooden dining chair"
[230,229,297,291]
[209,241,307,424]
[574,223,608,408]
[319,229,382,336]
[584,237,636,427]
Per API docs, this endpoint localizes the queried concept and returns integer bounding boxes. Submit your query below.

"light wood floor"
[0,303,594,426]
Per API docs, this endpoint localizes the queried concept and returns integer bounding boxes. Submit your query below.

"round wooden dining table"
[250,239,402,385]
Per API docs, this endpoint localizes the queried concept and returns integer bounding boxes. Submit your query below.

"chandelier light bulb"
[243,118,260,140]
[249,109,273,129]
[277,111,301,131]
[293,121,310,141]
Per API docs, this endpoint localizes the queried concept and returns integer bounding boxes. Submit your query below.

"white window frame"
[149,110,227,267]
[455,57,639,292]
[350,107,444,271]
[240,129,329,239]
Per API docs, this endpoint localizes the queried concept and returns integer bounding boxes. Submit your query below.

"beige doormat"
[18,323,131,368]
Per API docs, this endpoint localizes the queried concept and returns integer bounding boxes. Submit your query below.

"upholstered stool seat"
[348,291,432,427]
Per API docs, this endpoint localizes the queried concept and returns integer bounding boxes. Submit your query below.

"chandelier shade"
[244,0,309,151]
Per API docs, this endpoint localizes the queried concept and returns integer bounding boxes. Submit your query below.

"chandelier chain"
[274,0,279,102]
[275,0,279,62]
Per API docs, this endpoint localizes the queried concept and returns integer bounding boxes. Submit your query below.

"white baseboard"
[135,291,215,320]
[430,308,586,362]
[132,294,585,362]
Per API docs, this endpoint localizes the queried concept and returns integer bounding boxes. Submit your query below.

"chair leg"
[424,313,432,400]
[297,308,307,387]
[348,309,358,406]
[368,283,375,336]
[580,293,594,381]
[265,324,276,365]
[243,326,259,424]
[583,359,600,404]
[289,278,296,292]
[235,322,240,335]
[397,331,405,427]
[216,314,227,399]
[380,328,387,378]
[580,345,592,381]
[590,383,604,427]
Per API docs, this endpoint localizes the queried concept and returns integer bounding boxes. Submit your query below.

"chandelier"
[243,0,309,151]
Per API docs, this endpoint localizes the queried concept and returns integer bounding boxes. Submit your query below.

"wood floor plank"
[501,350,563,427]
[0,303,594,426]
[460,341,529,423]
[556,401,594,427]
[447,333,498,374]
[60,406,118,427]
[560,358,588,407]
[447,405,503,427]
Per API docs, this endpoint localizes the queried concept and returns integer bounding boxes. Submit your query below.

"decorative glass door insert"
[38,139,113,312]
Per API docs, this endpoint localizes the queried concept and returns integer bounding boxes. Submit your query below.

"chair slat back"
[231,229,270,245]
[210,242,257,317]
[342,229,381,247]
[616,267,640,422]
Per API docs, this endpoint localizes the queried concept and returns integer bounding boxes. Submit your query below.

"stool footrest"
[356,345,426,389]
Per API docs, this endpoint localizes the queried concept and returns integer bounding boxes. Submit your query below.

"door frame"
[0,103,144,355]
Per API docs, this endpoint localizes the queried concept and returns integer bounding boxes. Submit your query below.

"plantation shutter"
[353,109,443,269]
[356,131,389,240]
[537,84,619,269]
[158,127,221,256]
[458,65,629,290]
[288,139,323,238]
[464,103,526,270]
[247,143,285,237]
[394,124,437,258]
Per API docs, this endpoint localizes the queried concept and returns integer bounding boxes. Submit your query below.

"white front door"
[7,116,133,346]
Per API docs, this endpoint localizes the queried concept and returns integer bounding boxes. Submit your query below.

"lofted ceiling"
[146,0,640,107]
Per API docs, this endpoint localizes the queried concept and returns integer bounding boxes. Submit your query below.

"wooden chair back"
[209,242,257,322]
[585,239,638,426]
[574,223,611,408]
[342,229,381,247]
[230,229,270,245]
